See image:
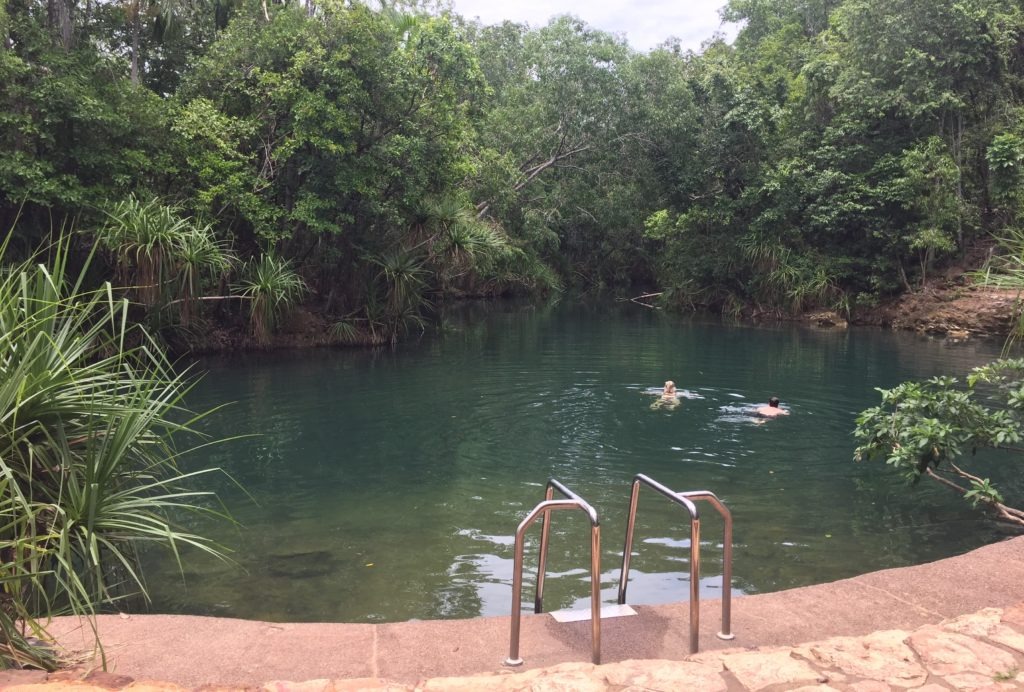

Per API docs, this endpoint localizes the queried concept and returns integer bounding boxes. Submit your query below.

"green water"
[147,301,1021,623]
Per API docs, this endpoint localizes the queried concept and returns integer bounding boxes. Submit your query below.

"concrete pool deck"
[37,535,1024,688]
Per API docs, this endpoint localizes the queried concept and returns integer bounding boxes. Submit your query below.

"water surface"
[147,301,1021,622]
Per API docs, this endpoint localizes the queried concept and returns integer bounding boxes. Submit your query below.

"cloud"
[450,0,738,52]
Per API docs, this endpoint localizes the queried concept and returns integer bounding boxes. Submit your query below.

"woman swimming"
[650,380,681,410]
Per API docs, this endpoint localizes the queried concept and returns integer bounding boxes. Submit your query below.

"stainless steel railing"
[679,488,733,644]
[617,473,734,654]
[505,479,601,667]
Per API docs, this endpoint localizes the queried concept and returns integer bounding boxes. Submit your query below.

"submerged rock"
[266,550,337,579]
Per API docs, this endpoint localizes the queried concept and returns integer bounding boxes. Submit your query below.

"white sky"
[449,0,741,53]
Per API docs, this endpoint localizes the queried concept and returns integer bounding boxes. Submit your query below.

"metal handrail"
[617,474,700,653]
[505,479,601,667]
[680,489,734,642]
[617,474,733,654]
[535,479,599,613]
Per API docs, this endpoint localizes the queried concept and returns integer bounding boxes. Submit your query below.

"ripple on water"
[150,307,1019,623]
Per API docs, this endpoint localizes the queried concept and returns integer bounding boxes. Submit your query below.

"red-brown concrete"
[46,535,1024,687]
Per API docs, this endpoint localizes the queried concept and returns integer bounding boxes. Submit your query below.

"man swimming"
[756,396,789,417]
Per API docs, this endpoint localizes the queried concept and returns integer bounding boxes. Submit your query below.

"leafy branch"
[854,360,1024,528]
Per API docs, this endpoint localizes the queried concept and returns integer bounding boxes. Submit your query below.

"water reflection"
[145,303,1022,622]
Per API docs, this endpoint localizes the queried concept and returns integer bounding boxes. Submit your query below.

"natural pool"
[146,301,1022,623]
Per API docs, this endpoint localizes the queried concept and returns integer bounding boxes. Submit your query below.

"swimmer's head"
[665,380,675,390]
[769,396,780,407]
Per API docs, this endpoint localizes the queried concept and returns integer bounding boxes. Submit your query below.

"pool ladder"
[504,474,733,667]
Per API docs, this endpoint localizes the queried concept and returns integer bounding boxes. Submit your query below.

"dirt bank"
[852,282,1022,339]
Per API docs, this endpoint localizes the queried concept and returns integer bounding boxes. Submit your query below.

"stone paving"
[5,603,1024,691]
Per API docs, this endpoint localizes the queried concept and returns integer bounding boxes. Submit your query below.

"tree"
[0,0,189,240]
[468,16,658,288]
[470,16,629,217]
[178,3,485,280]
[854,360,1024,528]
[8,0,1024,345]
[896,137,963,287]
[818,0,1022,253]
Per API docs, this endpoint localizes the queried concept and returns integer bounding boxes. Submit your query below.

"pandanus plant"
[97,195,190,308]
[415,195,508,288]
[96,195,234,327]
[172,223,234,328]
[0,236,229,670]
[232,254,308,345]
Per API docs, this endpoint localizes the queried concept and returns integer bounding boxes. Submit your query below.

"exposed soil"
[842,241,1023,339]
[851,279,1022,339]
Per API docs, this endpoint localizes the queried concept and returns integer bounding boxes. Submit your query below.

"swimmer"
[756,396,789,418]
[651,380,681,411]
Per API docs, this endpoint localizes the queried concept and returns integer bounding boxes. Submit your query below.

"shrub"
[0,236,228,669]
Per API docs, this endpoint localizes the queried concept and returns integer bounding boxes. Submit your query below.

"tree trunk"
[475,144,590,220]
[898,262,913,293]
[948,109,965,254]
[130,3,141,86]
[47,0,73,50]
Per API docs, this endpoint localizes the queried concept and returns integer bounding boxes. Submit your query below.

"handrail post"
[617,474,738,655]
[682,490,734,640]
[534,485,555,614]
[589,520,601,662]
[505,480,601,667]
[618,474,701,653]
[689,514,700,648]
[617,477,641,605]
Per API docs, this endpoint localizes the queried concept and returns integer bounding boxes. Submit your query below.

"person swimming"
[756,396,789,417]
[650,380,681,410]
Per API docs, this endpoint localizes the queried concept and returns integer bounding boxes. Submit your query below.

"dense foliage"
[5,0,1024,344]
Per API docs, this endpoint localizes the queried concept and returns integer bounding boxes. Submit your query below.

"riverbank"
[852,283,1021,339]
[18,534,1024,689]
[186,280,1022,355]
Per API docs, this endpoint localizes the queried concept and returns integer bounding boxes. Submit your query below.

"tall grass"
[0,236,228,669]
